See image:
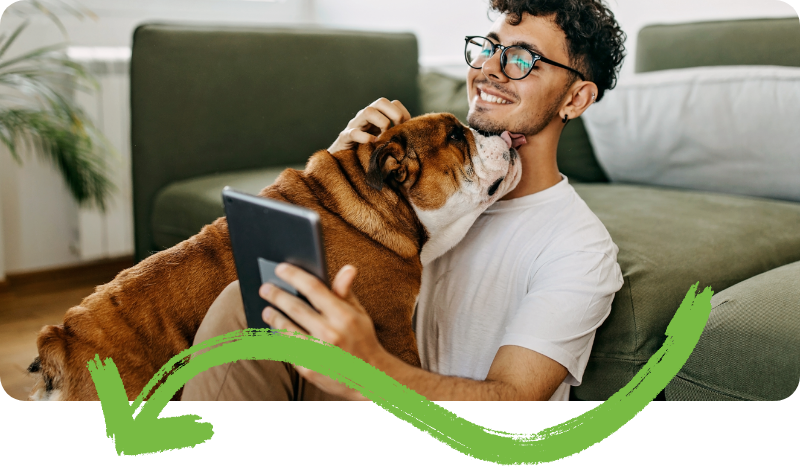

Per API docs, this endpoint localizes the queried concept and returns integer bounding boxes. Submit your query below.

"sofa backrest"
[131,24,420,261]
[636,17,800,73]
[559,16,800,184]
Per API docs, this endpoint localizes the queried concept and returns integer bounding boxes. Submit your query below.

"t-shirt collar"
[484,174,570,213]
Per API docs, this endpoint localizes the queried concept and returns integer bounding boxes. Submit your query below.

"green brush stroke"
[87,283,713,462]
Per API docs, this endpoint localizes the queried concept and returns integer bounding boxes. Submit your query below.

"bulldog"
[27,113,522,401]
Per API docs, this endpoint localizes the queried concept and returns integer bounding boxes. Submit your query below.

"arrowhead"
[87,355,214,456]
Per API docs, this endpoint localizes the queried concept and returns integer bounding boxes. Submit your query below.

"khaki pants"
[181,281,346,401]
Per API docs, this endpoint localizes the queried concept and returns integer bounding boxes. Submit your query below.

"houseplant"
[0,0,112,210]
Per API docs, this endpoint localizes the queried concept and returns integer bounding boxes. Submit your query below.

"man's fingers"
[391,100,412,123]
[359,107,392,133]
[363,123,382,137]
[331,265,356,298]
[332,265,363,309]
[262,306,307,336]
[370,98,408,127]
[345,129,375,145]
[260,283,324,335]
[274,264,350,320]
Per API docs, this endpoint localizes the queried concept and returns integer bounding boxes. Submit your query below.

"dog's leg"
[30,217,237,401]
[374,313,422,368]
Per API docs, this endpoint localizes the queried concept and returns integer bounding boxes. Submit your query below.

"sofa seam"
[586,353,650,363]
[670,374,757,401]
[627,277,638,377]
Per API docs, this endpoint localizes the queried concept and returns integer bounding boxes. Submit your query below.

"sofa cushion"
[562,17,800,187]
[570,183,800,400]
[582,66,800,203]
[151,167,301,250]
[665,261,800,401]
[556,118,608,184]
[419,72,470,124]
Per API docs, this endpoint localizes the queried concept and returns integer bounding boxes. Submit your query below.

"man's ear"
[366,138,408,191]
[561,81,599,120]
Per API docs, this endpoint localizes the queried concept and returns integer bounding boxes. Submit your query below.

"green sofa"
[131,18,800,401]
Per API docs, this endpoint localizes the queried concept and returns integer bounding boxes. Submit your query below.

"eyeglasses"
[464,36,586,82]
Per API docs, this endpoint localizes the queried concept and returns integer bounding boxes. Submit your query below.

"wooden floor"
[0,257,133,400]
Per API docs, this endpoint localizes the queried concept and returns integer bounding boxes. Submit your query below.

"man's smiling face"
[467,13,577,136]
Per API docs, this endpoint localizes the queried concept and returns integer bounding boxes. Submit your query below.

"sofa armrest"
[666,260,800,401]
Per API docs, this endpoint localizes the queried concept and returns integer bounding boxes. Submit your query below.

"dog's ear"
[366,137,408,191]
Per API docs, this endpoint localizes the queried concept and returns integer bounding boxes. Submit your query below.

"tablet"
[222,187,328,329]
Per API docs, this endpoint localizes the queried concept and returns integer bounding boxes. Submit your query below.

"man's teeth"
[480,91,510,104]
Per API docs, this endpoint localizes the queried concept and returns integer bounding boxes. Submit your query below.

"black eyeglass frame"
[464,36,586,82]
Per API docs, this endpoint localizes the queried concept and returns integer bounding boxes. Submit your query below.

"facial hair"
[468,82,569,136]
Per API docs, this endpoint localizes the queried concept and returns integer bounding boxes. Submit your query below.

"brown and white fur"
[28,113,521,401]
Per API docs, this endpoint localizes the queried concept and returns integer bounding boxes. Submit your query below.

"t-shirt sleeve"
[498,251,623,386]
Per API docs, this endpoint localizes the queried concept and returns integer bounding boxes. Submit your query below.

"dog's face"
[366,113,521,264]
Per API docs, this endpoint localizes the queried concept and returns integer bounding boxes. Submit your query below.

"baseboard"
[3,256,134,291]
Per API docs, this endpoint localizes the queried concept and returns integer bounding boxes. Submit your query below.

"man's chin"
[467,109,508,134]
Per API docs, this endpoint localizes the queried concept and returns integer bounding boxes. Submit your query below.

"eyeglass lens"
[465,37,536,79]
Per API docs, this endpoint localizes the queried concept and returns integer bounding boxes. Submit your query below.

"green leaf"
[0,1,112,210]
[0,109,114,210]
[0,43,70,72]
[28,1,67,36]
[0,21,31,60]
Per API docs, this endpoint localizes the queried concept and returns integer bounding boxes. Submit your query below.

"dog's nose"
[500,131,527,149]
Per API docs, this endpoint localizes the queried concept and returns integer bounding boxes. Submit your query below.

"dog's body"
[28,113,520,401]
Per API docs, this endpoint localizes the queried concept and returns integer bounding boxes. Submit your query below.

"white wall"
[0,0,797,275]
[0,146,81,274]
[314,0,496,76]
[314,0,797,78]
[2,0,315,49]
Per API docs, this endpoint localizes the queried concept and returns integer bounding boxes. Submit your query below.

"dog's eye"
[448,126,466,142]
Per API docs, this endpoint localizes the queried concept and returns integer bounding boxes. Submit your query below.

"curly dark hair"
[489,0,626,102]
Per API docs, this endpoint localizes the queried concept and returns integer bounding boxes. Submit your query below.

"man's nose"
[481,52,508,83]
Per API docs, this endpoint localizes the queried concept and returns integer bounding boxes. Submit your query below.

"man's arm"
[374,344,568,401]
[260,263,568,401]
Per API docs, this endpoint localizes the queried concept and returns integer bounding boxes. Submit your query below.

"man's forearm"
[371,351,523,401]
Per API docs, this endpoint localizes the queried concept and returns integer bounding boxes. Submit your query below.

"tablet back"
[223,188,327,329]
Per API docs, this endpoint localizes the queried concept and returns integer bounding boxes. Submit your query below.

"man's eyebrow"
[486,32,544,56]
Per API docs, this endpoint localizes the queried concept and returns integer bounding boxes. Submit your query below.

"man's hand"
[327,98,412,154]
[260,263,385,400]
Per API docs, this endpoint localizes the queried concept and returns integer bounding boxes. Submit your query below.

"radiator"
[67,47,134,261]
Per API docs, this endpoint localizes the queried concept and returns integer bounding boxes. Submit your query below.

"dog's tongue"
[500,131,528,149]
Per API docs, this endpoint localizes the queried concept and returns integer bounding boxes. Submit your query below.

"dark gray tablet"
[222,187,328,329]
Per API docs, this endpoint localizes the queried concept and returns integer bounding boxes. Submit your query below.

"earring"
[562,114,569,124]
[592,93,596,102]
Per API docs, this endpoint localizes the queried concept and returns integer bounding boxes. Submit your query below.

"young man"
[182,0,626,402]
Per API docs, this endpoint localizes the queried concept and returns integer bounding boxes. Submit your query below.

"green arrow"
[87,356,214,455]
[87,283,713,463]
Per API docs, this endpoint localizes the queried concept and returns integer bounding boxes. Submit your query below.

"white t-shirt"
[414,175,623,401]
